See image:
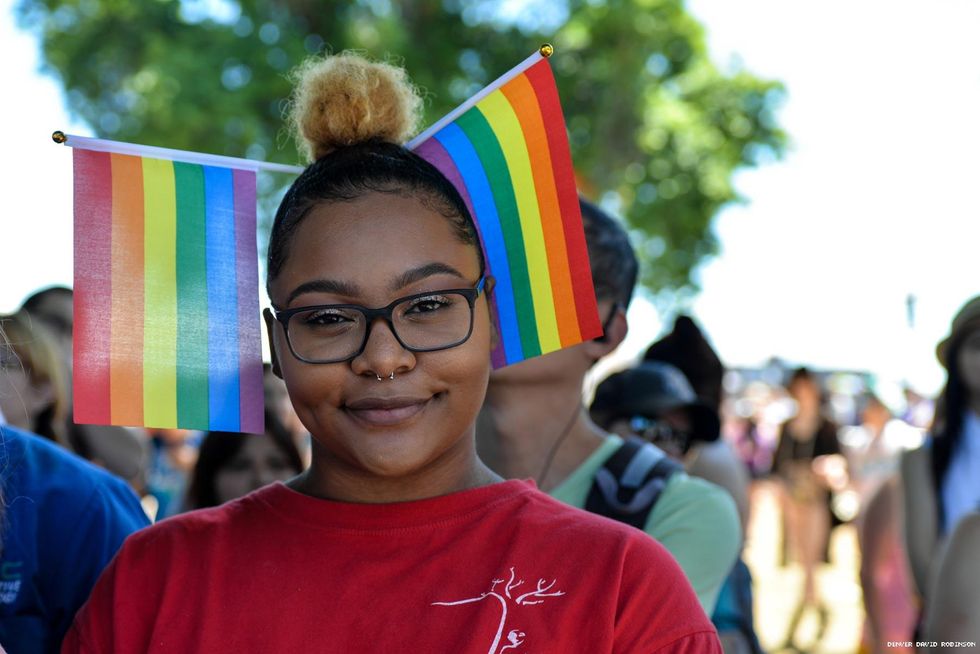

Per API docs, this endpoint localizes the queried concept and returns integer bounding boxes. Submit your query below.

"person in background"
[20,287,149,489]
[901,295,980,639]
[0,311,70,447]
[184,411,305,510]
[479,199,740,616]
[0,324,148,653]
[841,394,922,653]
[772,367,846,651]
[591,361,763,654]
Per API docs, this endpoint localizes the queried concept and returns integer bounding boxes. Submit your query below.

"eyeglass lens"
[286,291,473,362]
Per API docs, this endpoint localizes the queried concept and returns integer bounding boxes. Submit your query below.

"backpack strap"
[585,437,683,529]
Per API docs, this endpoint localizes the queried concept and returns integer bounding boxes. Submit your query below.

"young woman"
[63,53,720,653]
[771,367,845,651]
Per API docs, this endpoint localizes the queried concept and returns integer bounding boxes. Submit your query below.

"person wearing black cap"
[901,294,980,640]
[590,361,721,461]
[479,198,740,616]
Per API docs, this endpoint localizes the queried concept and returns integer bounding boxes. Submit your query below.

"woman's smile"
[343,393,439,427]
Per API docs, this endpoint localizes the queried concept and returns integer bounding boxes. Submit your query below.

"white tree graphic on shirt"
[432,566,565,654]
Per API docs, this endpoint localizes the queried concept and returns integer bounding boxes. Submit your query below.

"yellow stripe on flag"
[477,90,561,354]
[142,157,179,427]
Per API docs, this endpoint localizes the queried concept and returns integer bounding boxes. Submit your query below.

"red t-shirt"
[63,480,720,653]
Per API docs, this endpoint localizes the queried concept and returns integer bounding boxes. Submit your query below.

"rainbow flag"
[72,147,264,433]
[409,47,601,367]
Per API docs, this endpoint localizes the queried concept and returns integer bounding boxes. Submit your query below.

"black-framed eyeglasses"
[272,276,487,364]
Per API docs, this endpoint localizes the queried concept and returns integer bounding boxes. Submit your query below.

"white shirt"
[941,410,980,534]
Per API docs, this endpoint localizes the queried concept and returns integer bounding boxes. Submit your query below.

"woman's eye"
[302,309,353,326]
[406,295,452,314]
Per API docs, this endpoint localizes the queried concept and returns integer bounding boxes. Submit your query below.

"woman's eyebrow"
[390,263,466,291]
[286,279,362,305]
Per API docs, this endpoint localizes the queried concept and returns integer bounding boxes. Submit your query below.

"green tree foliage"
[18,0,785,298]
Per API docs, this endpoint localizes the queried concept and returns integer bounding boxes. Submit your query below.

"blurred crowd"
[2,253,978,653]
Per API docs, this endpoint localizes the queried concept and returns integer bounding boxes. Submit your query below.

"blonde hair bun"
[288,52,423,162]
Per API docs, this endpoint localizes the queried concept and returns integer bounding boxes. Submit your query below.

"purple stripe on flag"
[233,169,264,434]
[416,138,506,368]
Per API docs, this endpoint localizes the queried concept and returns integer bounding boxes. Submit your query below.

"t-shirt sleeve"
[644,475,742,614]
[613,534,723,653]
[43,475,149,649]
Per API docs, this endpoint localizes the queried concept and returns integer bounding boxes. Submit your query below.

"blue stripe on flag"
[204,166,241,431]
[435,124,524,364]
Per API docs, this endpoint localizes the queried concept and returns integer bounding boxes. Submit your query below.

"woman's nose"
[349,317,416,378]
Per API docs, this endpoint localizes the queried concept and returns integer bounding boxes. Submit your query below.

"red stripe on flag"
[524,60,601,339]
[72,149,113,424]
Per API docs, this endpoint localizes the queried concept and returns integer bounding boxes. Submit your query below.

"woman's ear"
[263,309,283,378]
[583,304,628,361]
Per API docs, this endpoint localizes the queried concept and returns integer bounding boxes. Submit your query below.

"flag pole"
[52,131,305,175]
[405,44,554,151]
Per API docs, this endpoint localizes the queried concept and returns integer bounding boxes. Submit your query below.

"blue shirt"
[0,426,149,653]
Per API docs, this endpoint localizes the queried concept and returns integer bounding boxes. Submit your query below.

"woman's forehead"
[271,193,481,301]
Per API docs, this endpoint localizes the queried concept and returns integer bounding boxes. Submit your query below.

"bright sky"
[2,0,977,398]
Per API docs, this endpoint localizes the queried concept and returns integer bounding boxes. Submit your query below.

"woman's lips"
[344,396,432,427]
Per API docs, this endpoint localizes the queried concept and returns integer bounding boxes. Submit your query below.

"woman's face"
[956,326,980,400]
[213,434,298,504]
[266,192,492,483]
[789,376,821,412]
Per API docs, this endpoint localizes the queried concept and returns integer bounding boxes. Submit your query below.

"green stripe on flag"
[174,162,210,429]
[456,109,541,358]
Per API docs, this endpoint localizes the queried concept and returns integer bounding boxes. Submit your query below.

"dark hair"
[266,140,484,297]
[184,411,305,509]
[579,198,638,309]
[20,286,74,338]
[930,346,969,531]
[786,366,828,410]
[21,285,73,312]
[643,315,724,410]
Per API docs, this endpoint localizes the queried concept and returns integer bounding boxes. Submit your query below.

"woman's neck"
[289,437,502,504]
[478,381,606,492]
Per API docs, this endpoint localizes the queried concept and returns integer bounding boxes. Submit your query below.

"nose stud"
[375,371,396,381]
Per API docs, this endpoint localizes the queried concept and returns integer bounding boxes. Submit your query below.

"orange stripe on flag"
[109,154,145,426]
[501,75,581,347]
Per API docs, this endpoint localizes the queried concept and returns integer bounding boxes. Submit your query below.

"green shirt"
[551,435,741,614]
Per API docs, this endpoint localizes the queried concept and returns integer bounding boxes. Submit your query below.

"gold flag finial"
[539,44,554,58]
[52,130,67,144]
